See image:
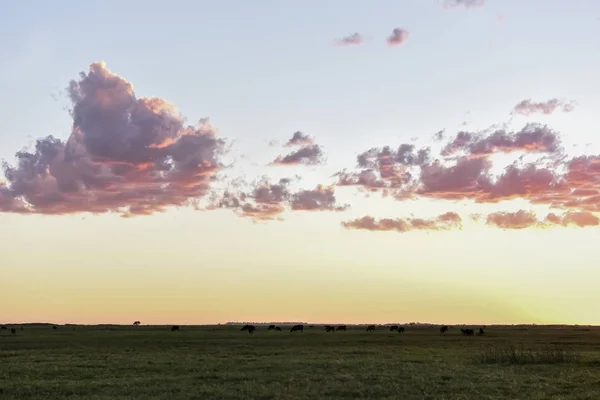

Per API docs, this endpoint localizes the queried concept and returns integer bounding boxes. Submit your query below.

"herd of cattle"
[1,324,486,335]
[237,324,485,335]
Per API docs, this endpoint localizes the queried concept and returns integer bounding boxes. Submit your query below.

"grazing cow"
[53,326,58,330]
[275,327,282,331]
[440,325,449,334]
[171,325,180,332]
[478,327,485,335]
[398,326,405,333]
[240,324,256,334]
[336,325,347,331]
[268,325,276,331]
[389,325,399,332]
[325,325,335,332]
[309,325,314,328]
[10,328,16,335]
[0,326,7,330]
[290,324,304,333]
[461,328,475,336]
[366,325,376,332]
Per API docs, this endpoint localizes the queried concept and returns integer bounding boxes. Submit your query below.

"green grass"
[1,324,600,399]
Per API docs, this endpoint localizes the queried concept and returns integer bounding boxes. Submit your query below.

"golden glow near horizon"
[2,207,598,326]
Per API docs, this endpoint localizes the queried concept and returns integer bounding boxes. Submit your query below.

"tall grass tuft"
[472,343,579,365]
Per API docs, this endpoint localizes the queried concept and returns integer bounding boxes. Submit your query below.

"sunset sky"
[2,0,600,326]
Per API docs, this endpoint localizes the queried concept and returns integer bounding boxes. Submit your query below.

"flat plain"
[1,324,599,399]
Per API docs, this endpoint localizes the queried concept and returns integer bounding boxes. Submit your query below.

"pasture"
[1,324,599,399]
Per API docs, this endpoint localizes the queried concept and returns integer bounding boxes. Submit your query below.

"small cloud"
[291,185,349,211]
[336,33,363,46]
[486,210,538,229]
[342,212,462,233]
[387,28,409,46]
[443,0,485,8]
[270,144,325,166]
[512,99,576,116]
[285,131,314,147]
[486,210,600,230]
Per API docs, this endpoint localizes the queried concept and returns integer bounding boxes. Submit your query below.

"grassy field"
[1,324,600,399]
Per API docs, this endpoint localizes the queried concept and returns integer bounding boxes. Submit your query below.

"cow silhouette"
[275,326,282,331]
[478,327,485,335]
[389,325,399,332]
[10,328,16,335]
[0,326,6,330]
[336,325,347,331]
[366,325,376,332]
[53,326,58,330]
[171,325,180,332]
[268,325,276,331]
[398,326,405,333]
[325,325,335,332]
[440,325,449,334]
[241,324,256,334]
[290,324,303,332]
[461,328,475,336]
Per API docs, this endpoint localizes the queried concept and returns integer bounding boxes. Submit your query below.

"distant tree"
[133,321,141,326]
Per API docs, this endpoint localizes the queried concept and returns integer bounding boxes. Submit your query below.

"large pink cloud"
[0,62,225,217]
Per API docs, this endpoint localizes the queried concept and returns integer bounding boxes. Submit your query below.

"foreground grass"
[1,324,600,399]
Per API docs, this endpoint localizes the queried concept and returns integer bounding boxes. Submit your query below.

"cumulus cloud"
[486,210,600,229]
[336,33,362,46]
[271,144,325,166]
[0,62,225,217]
[285,131,314,147]
[335,116,600,222]
[441,123,562,157]
[342,212,462,233]
[486,210,538,229]
[387,28,409,46]
[291,185,349,211]
[512,99,576,116]
[212,177,347,221]
[444,0,485,8]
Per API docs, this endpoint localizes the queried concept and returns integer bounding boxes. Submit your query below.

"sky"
[2,0,600,325]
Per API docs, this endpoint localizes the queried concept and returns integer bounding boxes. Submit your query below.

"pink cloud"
[0,62,225,217]
[342,212,462,233]
[387,28,409,46]
[336,33,363,46]
[512,99,576,116]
